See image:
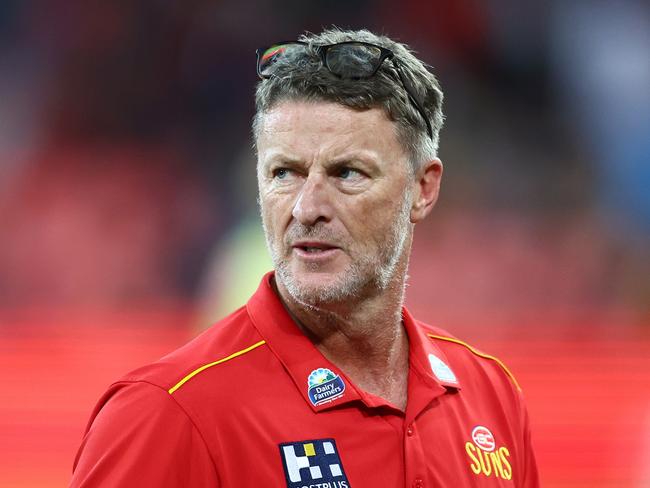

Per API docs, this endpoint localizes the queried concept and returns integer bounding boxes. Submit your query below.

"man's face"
[256,100,416,305]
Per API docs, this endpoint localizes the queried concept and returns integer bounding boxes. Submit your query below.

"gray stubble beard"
[261,189,413,307]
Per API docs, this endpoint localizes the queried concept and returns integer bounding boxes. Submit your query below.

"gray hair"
[253,28,444,174]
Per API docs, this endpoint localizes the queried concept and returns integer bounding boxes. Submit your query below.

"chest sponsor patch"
[464,425,513,481]
[279,438,350,488]
[307,368,345,406]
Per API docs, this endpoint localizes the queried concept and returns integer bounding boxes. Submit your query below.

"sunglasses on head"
[256,41,433,140]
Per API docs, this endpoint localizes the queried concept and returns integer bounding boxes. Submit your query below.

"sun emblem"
[308,368,337,387]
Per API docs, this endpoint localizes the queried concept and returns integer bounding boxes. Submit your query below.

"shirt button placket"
[406,423,423,487]
[406,424,415,437]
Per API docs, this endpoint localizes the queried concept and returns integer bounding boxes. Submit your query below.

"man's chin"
[278,269,362,305]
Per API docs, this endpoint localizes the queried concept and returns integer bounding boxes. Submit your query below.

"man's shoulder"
[116,304,267,394]
[413,319,522,395]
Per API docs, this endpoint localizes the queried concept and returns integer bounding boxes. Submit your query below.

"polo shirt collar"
[246,272,460,415]
[401,305,461,424]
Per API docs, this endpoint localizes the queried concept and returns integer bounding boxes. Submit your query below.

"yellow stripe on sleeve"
[427,334,522,392]
[168,340,266,395]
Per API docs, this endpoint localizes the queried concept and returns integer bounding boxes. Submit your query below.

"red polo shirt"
[71,272,539,487]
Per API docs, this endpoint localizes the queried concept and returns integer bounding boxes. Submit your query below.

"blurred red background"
[1,1,648,486]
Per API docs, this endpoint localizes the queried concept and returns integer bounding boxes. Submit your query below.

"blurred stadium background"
[1,1,649,486]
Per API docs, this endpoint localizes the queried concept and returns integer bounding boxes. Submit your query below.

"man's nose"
[292,173,333,226]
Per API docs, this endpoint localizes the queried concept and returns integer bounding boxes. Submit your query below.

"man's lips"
[291,241,341,258]
[291,241,339,251]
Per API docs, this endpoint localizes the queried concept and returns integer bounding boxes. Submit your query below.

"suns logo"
[464,426,513,481]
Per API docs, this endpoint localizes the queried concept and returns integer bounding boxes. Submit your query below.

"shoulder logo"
[428,353,458,384]
[307,368,345,406]
[465,425,512,480]
[279,438,350,488]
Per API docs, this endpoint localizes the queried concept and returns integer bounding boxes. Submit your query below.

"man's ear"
[410,158,443,223]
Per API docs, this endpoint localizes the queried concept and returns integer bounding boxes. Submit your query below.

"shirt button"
[406,424,415,436]
[412,478,424,488]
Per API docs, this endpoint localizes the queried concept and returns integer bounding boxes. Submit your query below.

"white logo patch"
[428,353,458,384]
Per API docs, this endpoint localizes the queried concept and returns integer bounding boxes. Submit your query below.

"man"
[71,28,539,487]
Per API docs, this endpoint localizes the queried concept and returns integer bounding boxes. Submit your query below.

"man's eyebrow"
[262,150,302,165]
[329,151,381,168]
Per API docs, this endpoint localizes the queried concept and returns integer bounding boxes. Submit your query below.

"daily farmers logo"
[307,368,345,406]
[464,425,513,481]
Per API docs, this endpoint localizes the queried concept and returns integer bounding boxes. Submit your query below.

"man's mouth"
[301,246,326,253]
[292,241,340,255]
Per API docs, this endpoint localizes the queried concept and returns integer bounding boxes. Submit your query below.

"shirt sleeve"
[70,381,219,487]
[518,390,540,488]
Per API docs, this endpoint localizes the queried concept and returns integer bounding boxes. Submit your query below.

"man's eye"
[338,167,361,179]
[273,168,290,179]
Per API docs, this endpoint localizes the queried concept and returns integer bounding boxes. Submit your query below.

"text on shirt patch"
[307,368,345,406]
[465,425,512,480]
[279,438,350,488]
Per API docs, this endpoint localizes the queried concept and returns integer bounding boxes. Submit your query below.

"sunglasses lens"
[258,43,305,77]
[325,43,383,78]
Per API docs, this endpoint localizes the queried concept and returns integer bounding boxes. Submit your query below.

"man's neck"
[273,274,410,411]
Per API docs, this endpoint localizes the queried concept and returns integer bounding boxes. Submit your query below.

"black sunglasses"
[256,41,433,140]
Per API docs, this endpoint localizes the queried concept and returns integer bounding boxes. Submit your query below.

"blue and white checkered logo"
[279,438,350,488]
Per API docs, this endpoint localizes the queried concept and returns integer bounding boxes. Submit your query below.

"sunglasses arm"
[392,62,434,140]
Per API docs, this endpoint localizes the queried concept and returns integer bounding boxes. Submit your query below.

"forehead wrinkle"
[259,124,358,168]
[258,100,408,172]
[263,100,383,139]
